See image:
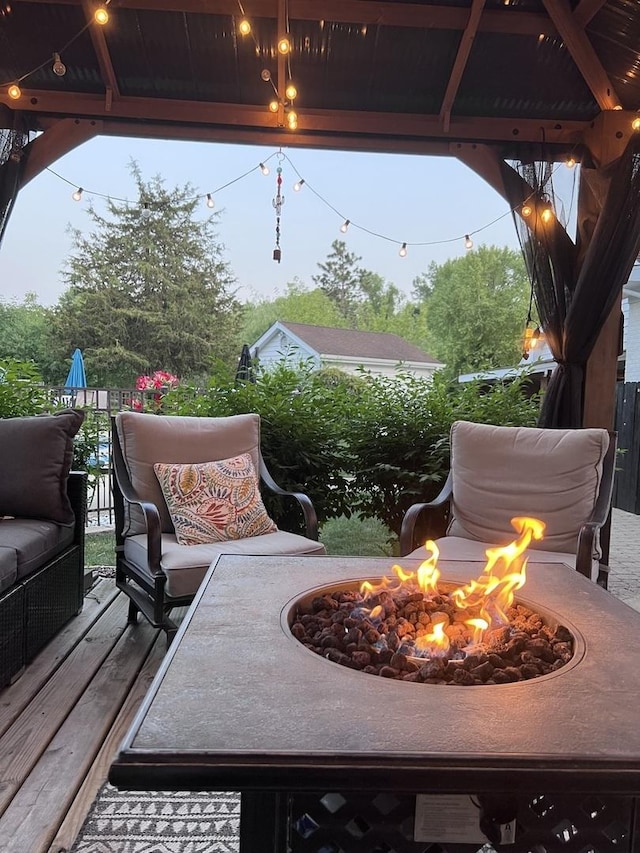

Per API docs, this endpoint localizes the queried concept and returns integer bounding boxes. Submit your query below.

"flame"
[358,516,546,657]
[452,517,545,629]
[414,613,450,656]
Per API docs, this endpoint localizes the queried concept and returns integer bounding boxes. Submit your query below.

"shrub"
[0,358,49,417]
[166,365,540,537]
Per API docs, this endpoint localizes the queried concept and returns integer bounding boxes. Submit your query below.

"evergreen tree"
[48,164,242,386]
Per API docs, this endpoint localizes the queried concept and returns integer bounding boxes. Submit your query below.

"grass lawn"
[84,514,396,567]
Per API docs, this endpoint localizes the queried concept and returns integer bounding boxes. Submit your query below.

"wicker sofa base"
[0,472,87,691]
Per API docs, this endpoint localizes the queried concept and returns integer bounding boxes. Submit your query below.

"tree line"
[0,167,531,387]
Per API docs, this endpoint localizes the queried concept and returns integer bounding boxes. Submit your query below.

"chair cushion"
[0,409,84,525]
[154,455,277,546]
[124,532,327,598]
[116,412,262,536]
[446,420,609,556]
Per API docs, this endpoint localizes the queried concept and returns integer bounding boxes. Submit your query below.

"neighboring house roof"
[254,321,442,366]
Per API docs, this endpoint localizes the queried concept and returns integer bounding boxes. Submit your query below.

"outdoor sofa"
[0,410,87,688]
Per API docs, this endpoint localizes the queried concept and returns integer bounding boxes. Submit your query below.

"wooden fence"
[614,382,640,514]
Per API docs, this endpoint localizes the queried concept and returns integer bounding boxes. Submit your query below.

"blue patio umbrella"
[64,348,87,391]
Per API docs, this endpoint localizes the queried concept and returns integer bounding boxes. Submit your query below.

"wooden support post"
[583,293,621,429]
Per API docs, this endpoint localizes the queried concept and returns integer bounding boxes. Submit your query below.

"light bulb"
[521,203,532,218]
[52,52,66,76]
[287,118,298,130]
[464,234,473,250]
[285,83,297,100]
[399,242,407,258]
[94,6,109,24]
[633,116,640,132]
[277,37,290,55]
[206,193,215,208]
[239,18,251,35]
[259,162,269,176]
[7,83,21,100]
[268,100,279,113]
[293,179,305,192]
[72,187,84,202]
[540,205,554,224]
[613,104,623,110]
[340,219,350,233]
[141,202,151,219]
[261,69,271,82]
[565,155,576,168]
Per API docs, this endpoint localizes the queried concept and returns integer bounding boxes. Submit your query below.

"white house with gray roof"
[250,321,443,379]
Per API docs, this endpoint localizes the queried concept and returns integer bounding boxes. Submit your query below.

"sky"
[0,135,530,307]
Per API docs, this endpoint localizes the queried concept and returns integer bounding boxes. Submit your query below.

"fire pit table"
[110,554,640,852]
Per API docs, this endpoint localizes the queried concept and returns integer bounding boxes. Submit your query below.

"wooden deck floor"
[0,578,181,853]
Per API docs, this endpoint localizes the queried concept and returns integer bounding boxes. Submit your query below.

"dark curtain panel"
[502,135,640,428]
[0,110,30,248]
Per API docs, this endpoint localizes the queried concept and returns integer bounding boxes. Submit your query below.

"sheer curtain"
[502,135,640,428]
[0,111,30,248]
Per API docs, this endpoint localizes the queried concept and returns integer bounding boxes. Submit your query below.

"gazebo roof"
[2,0,640,158]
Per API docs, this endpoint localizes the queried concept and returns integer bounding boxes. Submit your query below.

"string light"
[277,37,290,55]
[540,200,554,224]
[46,148,567,263]
[238,18,251,35]
[261,69,271,82]
[94,5,109,25]
[632,115,640,132]
[7,83,21,100]
[268,100,279,113]
[285,83,297,100]
[565,155,576,168]
[141,202,151,220]
[293,178,305,191]
[287,111,298,130]
[464,234,473,250]
[52,52,66,77]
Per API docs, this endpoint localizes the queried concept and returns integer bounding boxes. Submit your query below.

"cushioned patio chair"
[112,411,326,641]
[399,420,617,587]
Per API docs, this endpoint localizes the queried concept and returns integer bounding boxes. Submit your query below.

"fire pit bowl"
[285,577,584,686]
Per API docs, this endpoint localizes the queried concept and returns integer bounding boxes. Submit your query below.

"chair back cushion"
[447,420,610,555]
[116,412,261,535]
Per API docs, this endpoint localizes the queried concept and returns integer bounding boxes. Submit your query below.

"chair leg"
[127,598,140,624]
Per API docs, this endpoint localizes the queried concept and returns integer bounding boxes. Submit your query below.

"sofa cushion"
[0,545,18,595]
[0,409,84,525]
[116,412,262,536]
[124,531,327,598]
[154,455,277,546]
[446,421,609,556]
[0,518,74,581]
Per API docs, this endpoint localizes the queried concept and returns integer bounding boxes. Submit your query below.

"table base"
[240,791,640,853]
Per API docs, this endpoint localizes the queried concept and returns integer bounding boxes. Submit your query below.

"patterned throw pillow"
[154,454,277,546]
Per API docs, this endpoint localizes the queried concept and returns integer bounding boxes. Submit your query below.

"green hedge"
[164,365,540,536]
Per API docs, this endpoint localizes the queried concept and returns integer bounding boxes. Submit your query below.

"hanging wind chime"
[272,162,285,262]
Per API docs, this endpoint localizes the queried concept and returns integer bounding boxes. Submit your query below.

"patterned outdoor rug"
[72,783,240,853]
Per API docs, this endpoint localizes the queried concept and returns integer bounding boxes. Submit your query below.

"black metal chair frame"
[399,430,618,589]
[111,417,320,642]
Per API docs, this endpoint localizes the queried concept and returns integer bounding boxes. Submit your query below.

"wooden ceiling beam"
[439,0,486,133]
[20,117,101,187]
[0,88,589,148]
[25,0,558,37]
[542,0,619,110]
[573,0,607,29]
[82,0,120,104]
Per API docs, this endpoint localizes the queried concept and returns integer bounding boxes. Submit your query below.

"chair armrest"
[67,471,88,547]
[111,419,163,575]
[259,454,320,541]
[399,473,453,556]
[575,431,617,583]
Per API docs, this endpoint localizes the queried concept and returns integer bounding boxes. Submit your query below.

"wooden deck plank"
[47,629,171,853]
[0,618,160,853]
[0,580,119,738]
[0,593,129,817]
